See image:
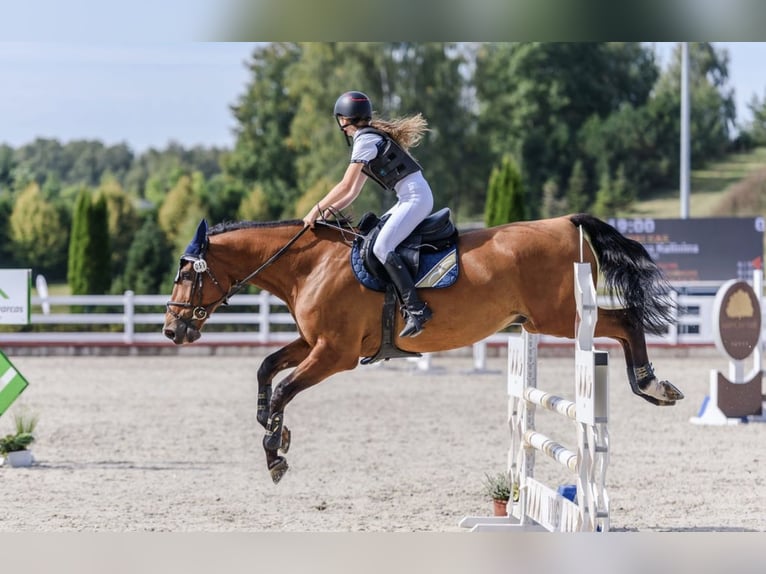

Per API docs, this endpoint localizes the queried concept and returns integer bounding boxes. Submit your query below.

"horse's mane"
[207,220,304,236]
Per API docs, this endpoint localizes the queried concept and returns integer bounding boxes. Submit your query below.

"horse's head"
[163,219,231,344]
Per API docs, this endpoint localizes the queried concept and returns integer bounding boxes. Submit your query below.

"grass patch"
[628,146,766,218]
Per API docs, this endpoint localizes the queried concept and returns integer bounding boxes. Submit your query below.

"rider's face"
[338,116,356,134]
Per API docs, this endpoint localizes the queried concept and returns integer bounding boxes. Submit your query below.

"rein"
[225,224,310,299]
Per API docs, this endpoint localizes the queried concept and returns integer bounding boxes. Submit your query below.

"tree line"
[1,42,765,296]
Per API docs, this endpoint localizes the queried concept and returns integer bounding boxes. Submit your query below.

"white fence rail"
[0,291,297,346]
[0,290,764,347]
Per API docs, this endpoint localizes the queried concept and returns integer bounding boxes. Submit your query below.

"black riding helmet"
[334,91,372,145]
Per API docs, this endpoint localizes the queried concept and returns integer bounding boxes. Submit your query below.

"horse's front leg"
[256,338,312,429]
[263,341,360,484]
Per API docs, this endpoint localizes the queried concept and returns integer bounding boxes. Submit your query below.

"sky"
[1,42,765,153]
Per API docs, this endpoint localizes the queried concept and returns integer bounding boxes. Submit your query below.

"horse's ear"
[183,219,209,258]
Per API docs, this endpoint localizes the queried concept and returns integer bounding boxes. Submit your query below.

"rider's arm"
[303,162,368,227]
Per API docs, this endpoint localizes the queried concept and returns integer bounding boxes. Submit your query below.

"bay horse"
[163,213,684,483]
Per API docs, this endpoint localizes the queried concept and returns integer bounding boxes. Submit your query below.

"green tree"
[566,159,589,212]
[541,178,567,218]
[224,42,303,219]
[0,192,17,267]
[0,145,14,192]
[157,174,205,249]
[9,182,68,279]
[237,184,272,221]
[484,155,525,227]
[592,163,633,217]
[475,43,658,216]
[743,90,766,145]
[88,192,112,294]
[99,176,140,275]
[67,188,110,294]
[116,216,174,294]
[287,43,479,219]
[67,189,91,295]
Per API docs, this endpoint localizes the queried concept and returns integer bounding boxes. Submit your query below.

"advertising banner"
[607,217,764,284]
[0,269,31,325]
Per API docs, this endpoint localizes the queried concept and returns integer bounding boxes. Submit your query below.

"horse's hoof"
[638,378,683,406]
[279,426,291,455]
[269,457,289,484]
[660,380,684,401]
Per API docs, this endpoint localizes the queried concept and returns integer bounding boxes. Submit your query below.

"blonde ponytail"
[369,113,429,150]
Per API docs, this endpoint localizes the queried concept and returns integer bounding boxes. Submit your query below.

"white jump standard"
[460,261,610,532]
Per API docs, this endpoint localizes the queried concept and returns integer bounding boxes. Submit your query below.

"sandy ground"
[1,345,765,532]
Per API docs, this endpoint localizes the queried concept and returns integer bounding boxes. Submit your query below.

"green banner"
[0,350,29,417]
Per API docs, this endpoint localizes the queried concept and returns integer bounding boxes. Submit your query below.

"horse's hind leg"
[597,309,684,406]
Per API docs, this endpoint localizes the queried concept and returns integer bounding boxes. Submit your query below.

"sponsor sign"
[0,269,31,325]
[712,279,762,361]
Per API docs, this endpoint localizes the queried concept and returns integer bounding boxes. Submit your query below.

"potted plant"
[483,471,517,516]
[0,412,38,468]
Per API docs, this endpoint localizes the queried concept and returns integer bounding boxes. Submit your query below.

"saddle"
[351,208,459,365]
[351,207,459,292]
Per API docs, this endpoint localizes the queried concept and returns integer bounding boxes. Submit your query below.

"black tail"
[569,214,675,335]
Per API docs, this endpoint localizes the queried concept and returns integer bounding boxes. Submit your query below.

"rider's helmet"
[333,91,372,145]
[334,91,372,123]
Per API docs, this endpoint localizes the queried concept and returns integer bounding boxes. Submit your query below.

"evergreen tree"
[541,178,567,218]
[89,192,112,294]
[592,168,615,218]
[67,188,111,295]
[484,155,525,227]
[67,188,93,295]
[119,217,174,294]
[99,176,140,277]
[0,193,16,267]
[566,160,589,213]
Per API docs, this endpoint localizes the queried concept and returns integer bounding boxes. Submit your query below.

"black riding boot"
[383,252,433,338]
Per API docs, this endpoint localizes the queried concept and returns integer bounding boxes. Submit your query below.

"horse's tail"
[569,214,675,335]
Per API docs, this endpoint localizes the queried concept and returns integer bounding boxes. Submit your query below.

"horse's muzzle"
[162,319,201,345]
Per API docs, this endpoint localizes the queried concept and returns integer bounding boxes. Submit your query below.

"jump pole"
[459,260,609,532]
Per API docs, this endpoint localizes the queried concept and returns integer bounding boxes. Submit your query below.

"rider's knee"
[372,243,391,266]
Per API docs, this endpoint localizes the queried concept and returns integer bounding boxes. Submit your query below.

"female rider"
[303,90,434,337]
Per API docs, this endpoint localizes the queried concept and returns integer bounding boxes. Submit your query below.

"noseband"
[165,225,310,328]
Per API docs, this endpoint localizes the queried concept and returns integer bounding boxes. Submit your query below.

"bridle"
[165,224,310,329]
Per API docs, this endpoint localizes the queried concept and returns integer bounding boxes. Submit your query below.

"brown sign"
[714,280,762,361]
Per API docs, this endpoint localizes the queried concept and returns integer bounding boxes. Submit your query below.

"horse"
[163,213,684,483]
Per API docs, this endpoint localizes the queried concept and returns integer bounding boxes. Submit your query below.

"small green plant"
[484,472,511,500]
[0,412,38,456]
[483,472,515,502]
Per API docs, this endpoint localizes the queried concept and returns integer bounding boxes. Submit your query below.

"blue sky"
[1,42,764,153]
[0,43,258,151]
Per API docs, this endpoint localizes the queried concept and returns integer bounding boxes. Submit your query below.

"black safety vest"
[356,127,422,191]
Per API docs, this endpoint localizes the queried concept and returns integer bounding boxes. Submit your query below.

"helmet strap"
[336,115,365,147]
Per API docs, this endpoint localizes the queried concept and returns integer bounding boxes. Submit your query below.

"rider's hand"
[303,206,321,228]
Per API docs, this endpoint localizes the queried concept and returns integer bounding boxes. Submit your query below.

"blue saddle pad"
[350,243,459,292]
